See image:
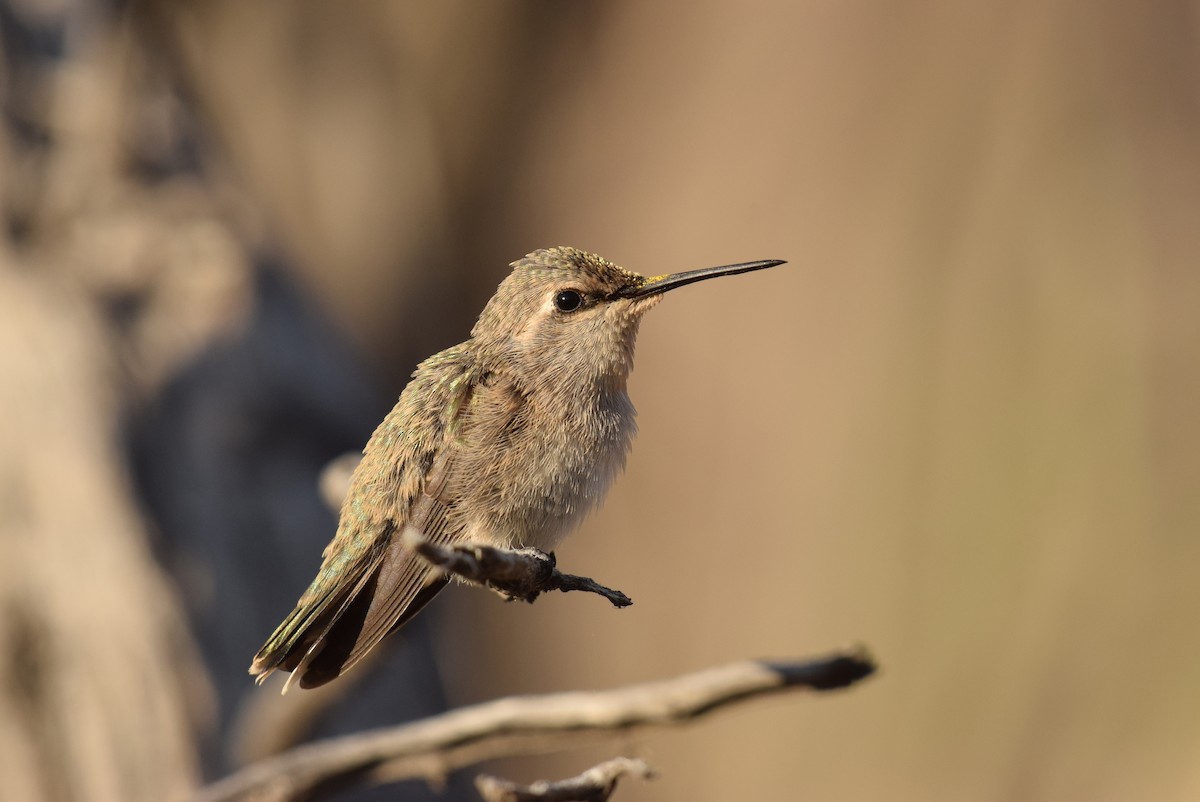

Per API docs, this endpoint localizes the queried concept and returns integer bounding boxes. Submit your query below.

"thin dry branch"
[193,649,876,802]
[475,757,655,802]
[403,530,633,608]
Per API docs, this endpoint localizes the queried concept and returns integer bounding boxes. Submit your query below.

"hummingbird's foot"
[402,531,633,609]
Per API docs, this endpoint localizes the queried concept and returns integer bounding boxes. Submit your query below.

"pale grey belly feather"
[464,390,636,551]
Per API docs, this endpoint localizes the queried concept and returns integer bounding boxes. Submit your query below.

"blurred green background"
[1,2,1197,801]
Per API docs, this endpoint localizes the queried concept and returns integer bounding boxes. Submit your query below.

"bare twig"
[402,530,633,608]
[193,649,876,802]
[475,757,655,802]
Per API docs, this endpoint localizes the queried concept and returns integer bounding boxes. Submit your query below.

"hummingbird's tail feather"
[278,561,383,694]
[294,569,449,688]
[249,527,453,690]
[248,543,386,685]
[293,526,450,688]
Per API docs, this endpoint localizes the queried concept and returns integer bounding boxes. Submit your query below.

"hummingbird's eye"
[554,289,583,312]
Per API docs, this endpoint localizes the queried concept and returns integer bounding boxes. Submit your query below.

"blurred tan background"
[2,1,1198,801]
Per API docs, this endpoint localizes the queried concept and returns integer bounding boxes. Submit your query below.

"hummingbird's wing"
[299,370,531,687]
[250,353,528,690]
[249,350,477,689]
[289,449,463,688]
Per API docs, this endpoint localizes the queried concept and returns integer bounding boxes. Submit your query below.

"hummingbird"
[250,247,784,690]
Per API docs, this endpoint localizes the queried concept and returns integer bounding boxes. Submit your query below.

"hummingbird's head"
[471,246,784,390]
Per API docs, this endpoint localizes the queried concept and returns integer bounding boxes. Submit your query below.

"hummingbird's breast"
[455,376,637,552]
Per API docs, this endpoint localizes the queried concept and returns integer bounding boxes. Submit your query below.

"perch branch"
[402,530,633,608]
[475,757,655,802]
[193,648,876,802]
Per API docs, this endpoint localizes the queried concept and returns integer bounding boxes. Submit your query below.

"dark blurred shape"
[129,259,455,801]
[0,1,486,799]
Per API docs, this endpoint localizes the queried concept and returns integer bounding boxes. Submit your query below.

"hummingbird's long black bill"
[617,258,786,299]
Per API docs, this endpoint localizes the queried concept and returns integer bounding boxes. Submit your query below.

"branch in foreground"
[403,530,632,608]
[476,757,655,802]
[193,648,876,802]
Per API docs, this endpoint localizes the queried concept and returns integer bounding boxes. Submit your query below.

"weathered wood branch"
[403,530,633,608]
[475,757,655,802]
[193,649,875,802]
